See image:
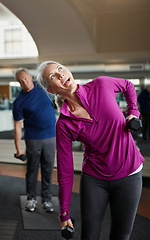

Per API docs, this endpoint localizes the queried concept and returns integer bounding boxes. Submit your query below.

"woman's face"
[43,63,78,95]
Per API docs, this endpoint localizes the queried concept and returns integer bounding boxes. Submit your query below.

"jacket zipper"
[76,91,98,123]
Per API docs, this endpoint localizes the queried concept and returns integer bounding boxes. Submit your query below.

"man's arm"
[13,120,24,156]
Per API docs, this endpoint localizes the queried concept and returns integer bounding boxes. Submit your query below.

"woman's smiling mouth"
[63,78,70,86]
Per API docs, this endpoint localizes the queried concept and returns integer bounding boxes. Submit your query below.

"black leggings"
[80,171,142,240]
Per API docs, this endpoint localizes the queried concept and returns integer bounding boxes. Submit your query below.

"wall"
[0,85,9,99]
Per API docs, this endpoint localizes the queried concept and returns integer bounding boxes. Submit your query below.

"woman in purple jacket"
[37,61,144,240]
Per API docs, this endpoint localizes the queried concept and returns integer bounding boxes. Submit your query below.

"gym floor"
[0,163,150,219]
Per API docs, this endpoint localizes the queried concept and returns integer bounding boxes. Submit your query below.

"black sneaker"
[25,198,37,212]
[42,201,54,212]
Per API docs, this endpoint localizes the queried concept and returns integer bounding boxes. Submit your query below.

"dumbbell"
[14,153,27,161]
[61,218,75,239]
[127,117,142,131]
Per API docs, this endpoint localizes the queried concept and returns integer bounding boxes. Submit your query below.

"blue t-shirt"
[13,82,56,139]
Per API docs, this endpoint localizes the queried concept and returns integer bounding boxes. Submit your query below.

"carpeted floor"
[0,175,80,240]
[0,175,150,240]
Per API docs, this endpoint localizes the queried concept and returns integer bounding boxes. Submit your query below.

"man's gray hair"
[14,67,29,81]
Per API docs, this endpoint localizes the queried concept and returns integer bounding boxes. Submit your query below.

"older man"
[13,68,56,212]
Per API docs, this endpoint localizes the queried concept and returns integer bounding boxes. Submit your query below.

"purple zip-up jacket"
[56,76,145,216]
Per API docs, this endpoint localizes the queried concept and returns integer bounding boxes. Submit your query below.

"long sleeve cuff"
[60,212,70,222]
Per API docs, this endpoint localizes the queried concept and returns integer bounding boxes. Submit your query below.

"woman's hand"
[61,218,74,229]
[127,114,138,121]
[126,114,141,131]
[61,218,75,239]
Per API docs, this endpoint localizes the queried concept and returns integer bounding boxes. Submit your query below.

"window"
[4,28,22,54]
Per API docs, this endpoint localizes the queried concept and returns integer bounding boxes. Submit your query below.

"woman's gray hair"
[54,94,65,109]
[36,60,65,109]
[36,61,58,89]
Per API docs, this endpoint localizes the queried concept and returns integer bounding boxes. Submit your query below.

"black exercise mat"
[20,195,60,230]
